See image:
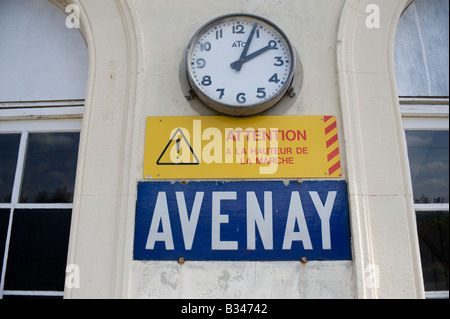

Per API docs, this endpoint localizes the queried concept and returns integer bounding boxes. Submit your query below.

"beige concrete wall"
[64,0,424,299]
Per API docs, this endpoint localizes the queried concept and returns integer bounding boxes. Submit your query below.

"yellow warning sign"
[144,116,342,179]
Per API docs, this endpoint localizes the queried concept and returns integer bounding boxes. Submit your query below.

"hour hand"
[230,40,278,71]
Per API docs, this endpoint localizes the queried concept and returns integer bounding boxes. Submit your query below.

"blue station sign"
[134,181,352,261]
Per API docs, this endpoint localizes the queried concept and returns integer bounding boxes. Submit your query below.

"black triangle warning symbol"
[156,128,200,165]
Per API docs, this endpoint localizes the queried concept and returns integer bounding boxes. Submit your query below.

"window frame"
[0,100,84,121]
[0,117,82,299]
[401,97,449,299]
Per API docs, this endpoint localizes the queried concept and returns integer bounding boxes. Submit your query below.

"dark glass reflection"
[0,209,10,285]
[0,134,21,203]
[4,209,72,292]
[416,211,449,291]
[20,133,80,203]
[406,131,449,204]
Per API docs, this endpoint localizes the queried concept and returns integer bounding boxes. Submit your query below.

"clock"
[186,14,296,117]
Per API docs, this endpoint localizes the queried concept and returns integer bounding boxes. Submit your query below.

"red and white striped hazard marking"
[324,116,342,177]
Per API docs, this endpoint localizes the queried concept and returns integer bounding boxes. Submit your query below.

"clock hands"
[230,23,258,71]
[231,40,278,71]
[230,23,278,71]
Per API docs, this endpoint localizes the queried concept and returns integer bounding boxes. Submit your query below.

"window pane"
[395,2,430,96]
[0,0,89,102]
[0,209,10,286]
[406,131,449,203]
[4,209,72,292]
[0,134,21,203]
[20,133,80,203]
[395,0,449,97]
[414,0,449,96]
[416,211,449,291]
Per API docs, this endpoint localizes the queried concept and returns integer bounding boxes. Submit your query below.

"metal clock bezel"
[185,13,296,117]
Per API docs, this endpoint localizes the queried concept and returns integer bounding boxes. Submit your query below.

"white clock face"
[186,14,295,116]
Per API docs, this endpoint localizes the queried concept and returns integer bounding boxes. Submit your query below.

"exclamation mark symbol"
[176,138,181,159]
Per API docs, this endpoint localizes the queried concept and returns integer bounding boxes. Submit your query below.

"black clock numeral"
[236,92,247,104]
[215,29,223,39]
[257,88,267,99]
[199,42,212,52]
[217,88,225,99]
[232,24,245,34]
[269,73,281,84]
[268,40,278,49]
[196,58,206,69]
[274,57,284,67]
[202,75,212,86]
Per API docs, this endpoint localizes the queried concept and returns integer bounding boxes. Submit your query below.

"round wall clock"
[186,14,296,117]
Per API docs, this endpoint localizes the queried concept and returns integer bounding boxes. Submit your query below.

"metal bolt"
[288,87,296,98]
[178,257,185,264]
[185,89,195,101]
[300,257,307,264]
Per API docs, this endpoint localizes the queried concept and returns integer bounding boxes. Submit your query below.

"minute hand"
[240,23,258,61]
[230,23,258,71]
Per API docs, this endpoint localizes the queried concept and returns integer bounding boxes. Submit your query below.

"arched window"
[0,0,88,102]
[395,0,449,97]
[0,0,88,299]
[395,0,449,299]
